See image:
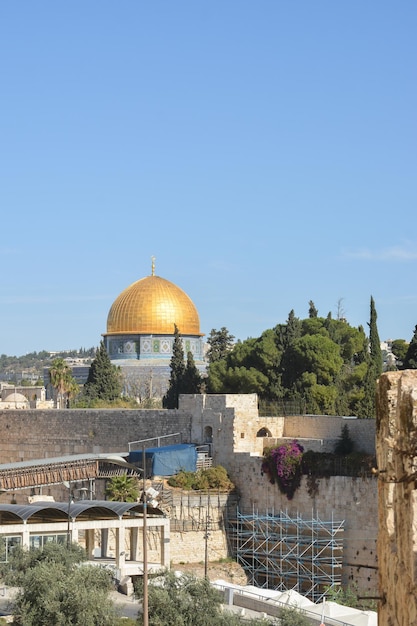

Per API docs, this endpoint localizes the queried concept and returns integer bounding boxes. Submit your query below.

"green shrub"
[167,466,234,491]
[279,606,311,625]
[167,470,196,490]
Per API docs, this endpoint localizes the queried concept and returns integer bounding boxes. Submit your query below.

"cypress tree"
[403,325,417,369]
[369,296,382,377]
[83,341,122,401]
[308,300,318,318]
[359,296,382,418]
[182,351,203,394]
[280,310,302,389]
[163,325,186,409]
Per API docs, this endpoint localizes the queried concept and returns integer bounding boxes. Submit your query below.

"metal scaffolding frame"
[229,508,344,602]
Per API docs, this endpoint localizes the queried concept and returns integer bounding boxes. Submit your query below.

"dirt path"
[172,560,248,586]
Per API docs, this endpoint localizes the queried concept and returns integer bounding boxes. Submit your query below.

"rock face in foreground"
[376,370,417,626]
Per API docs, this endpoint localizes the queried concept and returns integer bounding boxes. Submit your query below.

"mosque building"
[103,259,206,399]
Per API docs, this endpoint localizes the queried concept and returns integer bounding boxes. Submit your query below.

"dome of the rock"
[103,263,205,397]
[106,275,202,336]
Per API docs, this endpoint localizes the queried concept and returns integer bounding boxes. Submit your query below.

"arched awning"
[0,500,164,525]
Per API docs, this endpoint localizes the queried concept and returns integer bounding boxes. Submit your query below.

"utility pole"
[204,493,210,579]
[142,445,148,626]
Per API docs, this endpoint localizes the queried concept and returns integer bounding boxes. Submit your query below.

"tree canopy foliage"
[0,543,119,626]
[163,326,203,408]
[105,475,140,502]
[207,305,378,417]
[0,348,95,385]
[403,325,417,369]
[206,327,235,363]
[135,570,273,625]
[82,340,122,402]
[49,358,79,408]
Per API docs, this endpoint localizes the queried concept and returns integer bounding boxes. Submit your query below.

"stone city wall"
[0,408,193,463]
[282,415,376,454]
[229,451,378,596]
[0,396,378,597]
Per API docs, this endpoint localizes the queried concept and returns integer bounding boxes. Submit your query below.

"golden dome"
[106,274,202,336]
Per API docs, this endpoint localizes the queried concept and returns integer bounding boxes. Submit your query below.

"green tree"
[206,307,371,416]
[391,338,408,365]
[358,296,382,418]
[334,424,355,455]
[368,296,382,377]
[83,341,122,402]
[49,358,78,408]
[0,542,87,585]
[206,327,235,363]
[136,570,268,625]
[279,606,311,626]
[105,475,140,502]
[403,325,417,369]
[163,325,186,409]
[308,300,318,318]
[182,351,203,394]
[2,543,118,626]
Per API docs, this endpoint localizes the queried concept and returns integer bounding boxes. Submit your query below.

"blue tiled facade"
[106,334,205,363]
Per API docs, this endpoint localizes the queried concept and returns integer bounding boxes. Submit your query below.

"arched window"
[204,426,213,444]
[256,427,272,438]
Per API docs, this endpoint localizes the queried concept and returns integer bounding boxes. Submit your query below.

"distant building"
[43,358,92,402]
[0,383,53,409]
[381,339,398,371]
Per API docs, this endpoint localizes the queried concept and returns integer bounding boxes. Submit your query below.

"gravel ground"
[172,560,249,586]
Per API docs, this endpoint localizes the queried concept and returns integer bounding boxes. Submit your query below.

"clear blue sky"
[1,2,416,356]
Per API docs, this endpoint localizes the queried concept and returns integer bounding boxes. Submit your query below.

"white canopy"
[308,600,363,619]
[277,589,315,608]
[336,610,378,626]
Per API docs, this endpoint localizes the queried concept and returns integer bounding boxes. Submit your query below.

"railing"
[214,583,376,626]
[196,444,213,470]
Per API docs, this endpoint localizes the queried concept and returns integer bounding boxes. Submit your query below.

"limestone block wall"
[156,490,237,565]
[170,529,228,564]
[263,437,336,453]
[183,394,285,468]
[376,371,417,626]
[282,415,376,455]
[0,409,193,463]
[227,451,378,596]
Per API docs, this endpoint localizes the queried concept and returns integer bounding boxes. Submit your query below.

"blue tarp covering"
[128,444,197,477]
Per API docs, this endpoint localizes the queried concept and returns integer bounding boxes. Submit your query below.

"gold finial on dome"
[151,255,156,276]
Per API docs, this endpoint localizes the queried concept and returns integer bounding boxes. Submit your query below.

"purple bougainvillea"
[262,440,304,500]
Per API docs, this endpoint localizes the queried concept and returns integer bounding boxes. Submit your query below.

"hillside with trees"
[0,348,96,385]
[207,298,392,418]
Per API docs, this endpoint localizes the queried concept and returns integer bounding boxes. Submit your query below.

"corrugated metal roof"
[0,454,142,491]
[0,453,130,471]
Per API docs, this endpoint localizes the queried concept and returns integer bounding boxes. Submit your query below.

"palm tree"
[49,358,77,408]
[65,377,80,408]
[105,475,140,502]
